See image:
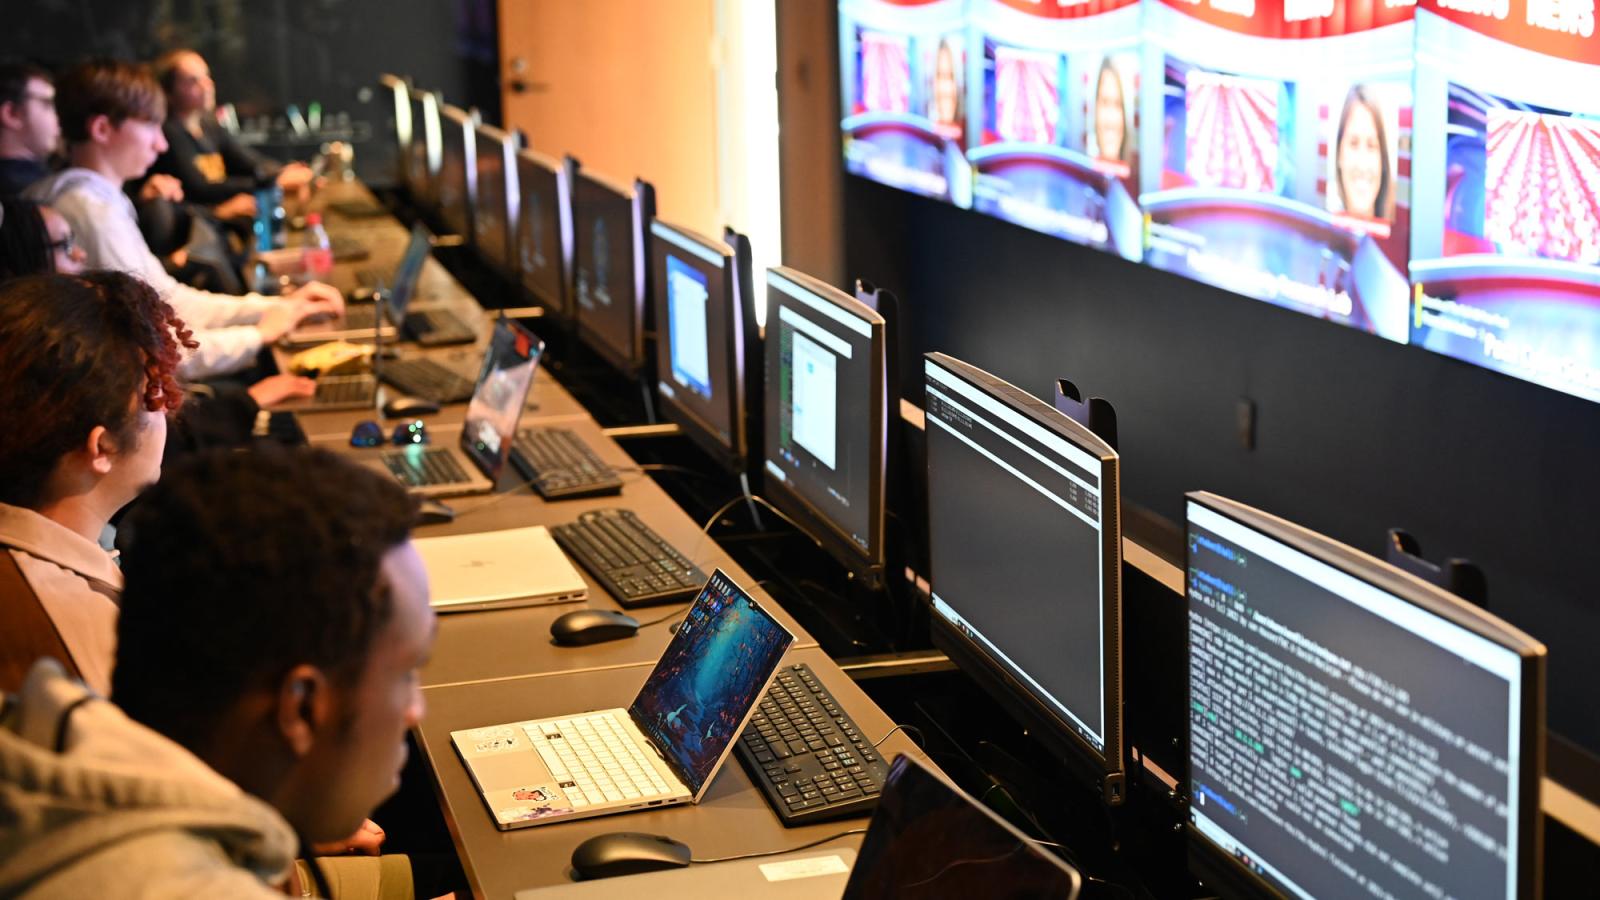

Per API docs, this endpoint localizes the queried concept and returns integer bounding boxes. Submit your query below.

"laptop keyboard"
[380,358,477,404]
[737,662,888,826]
[341,305,379,330]
[551,509,705,608]
[527,714,675,809]
[381,447,471,487]
[313,374,376,405]
[510,427,623,499]
[404,309,476,344]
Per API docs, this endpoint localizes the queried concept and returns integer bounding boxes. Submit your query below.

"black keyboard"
[380,358,477,404]
[342,305,381,330]
[313,374,377,406]
[551,509,705,608]
[381,447,471,488]
[404,309,476,345]
[737,663,889,826]
[510,427,623,499]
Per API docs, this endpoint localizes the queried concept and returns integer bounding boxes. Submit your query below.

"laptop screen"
[459,320,543,480]
[629,570,793,798]
[387,224,432,318]
[843,755,1082,899]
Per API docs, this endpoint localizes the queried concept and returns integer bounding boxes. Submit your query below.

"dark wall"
[845,176,1600,753]
[3,0,500,185]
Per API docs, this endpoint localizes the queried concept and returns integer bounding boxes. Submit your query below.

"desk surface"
[415,646,926,900]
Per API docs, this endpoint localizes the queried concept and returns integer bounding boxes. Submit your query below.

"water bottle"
[302,212,334,282]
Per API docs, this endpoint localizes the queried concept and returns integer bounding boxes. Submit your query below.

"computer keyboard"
[341,305,380,330]
[510,427,623,499]
[551,509,706,608]
[404,309,476,345]
[313,374,377,406]
[355,266,386,289]
[737,663,889,826]
[381,448,471,488]
[526,714,676,810]
[380,357,477,404]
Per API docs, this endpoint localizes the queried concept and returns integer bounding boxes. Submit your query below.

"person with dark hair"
[149,49,313,222]
[26,59,343,380]
[1333,84,1394,221]
[0,62,58,197]
[0,271,193,695]
[0,447,435,898]
[0,196,86,278]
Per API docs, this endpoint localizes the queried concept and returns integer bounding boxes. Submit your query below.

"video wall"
[840,0,1600,403]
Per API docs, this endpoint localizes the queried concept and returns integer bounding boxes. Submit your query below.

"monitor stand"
[1053,378,1118,451]
[1384,529,1488,609]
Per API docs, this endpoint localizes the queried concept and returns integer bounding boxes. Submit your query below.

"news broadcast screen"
[968,0,1145,258]
[1140,0,1414,341]
[841,0,974,204]
[1410,0,1600,403]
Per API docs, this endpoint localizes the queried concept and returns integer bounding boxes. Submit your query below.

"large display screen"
[839,0,1600,403]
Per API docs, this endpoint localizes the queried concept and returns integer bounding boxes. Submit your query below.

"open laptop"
[414,525,587,612]
[286,223,475,347]
[373,318,542,497]
[453,569,794,829]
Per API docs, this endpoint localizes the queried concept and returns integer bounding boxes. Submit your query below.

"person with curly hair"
[0,270,194,694]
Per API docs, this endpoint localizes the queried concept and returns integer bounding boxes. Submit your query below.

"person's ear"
[0,100,21,131]
[275,664,333,758]
[87,113,115,145]
[85,425,115,476]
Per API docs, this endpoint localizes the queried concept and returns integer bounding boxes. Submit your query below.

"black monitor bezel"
[470,122,519,279]
[571,169,653,375]
[437,103,477,241]
[406,87,441,207]
[379,74,410,185]
[514,148,572,318]
[760,266,889,585]
[1183,491,1546,900]
[922,351,1126,803]
[648,218,747,475]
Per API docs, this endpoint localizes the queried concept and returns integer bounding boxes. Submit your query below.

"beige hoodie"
[0,660,298,898]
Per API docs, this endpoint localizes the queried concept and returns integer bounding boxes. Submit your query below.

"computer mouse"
[349,284,377,304]
[416,499,455,525]
[383,396,440,418]
[570,832,691,880]
[550,609,640,646]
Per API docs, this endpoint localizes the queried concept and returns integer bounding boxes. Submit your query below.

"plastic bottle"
[302,212,334,282]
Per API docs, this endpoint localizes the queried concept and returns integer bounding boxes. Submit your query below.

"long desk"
[416,646,928,899]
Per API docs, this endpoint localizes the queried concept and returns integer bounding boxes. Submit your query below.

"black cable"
[872,723,926,750]
[633,604,691,629]
[688,826,868,865]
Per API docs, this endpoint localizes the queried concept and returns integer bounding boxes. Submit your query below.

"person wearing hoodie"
[0,446,437,898]
[25,58,344,380]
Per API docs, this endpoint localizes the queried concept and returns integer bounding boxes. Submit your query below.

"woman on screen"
[1093,57,1130,165]
[1333,86,1394,221]
[930,37,963,140]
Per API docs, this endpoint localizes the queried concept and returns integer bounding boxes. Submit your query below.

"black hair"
[113,447,419,750]
[0,198,51,278]
[0,61,50,110]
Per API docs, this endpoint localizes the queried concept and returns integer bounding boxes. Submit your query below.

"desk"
[415,646,928,900]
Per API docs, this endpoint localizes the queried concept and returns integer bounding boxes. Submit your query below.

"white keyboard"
[525,714,675,809]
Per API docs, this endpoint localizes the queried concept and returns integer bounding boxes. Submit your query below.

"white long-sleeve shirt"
[26,168,278,379]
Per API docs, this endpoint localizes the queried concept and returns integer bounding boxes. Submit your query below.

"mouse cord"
[688,826,869,865]
[633,604,691,629]
[871,723,926,750]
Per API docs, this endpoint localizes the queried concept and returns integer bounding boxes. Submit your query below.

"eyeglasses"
[45,232,78,255]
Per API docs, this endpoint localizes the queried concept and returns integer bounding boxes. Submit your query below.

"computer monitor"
[648,219,749,474]
[1185,492,1546,900]
[405,87,441,207]
[922,352,1125,803]
[515,149,573,318]
[472,122,519,279]
[571,169,655,374]
[379,74,410,185]
[760,267,889,584]
[437,103,477,240]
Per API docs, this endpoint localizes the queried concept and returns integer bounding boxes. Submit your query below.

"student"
[0,196,87,277]
[150,49,314,222]
[26,59,343,380]
[0,447,435,897]
[0,62,58,197]
[0,271,192,695]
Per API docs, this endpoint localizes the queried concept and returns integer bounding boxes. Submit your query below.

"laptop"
[286,224,476,347]
[840,755,1082,899]
[414,525,587,612]
[453,569,794,830]
[372,319,542,498]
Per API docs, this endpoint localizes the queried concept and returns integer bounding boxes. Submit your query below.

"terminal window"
[1187,502,1523,900]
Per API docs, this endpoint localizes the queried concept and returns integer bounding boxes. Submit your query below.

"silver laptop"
[452,570,794,829]
[414,525,587,612]
[372,318,541,498]
[284,223,431,346]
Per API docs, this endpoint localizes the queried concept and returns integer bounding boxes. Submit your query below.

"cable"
[633,604,690,629]
[872,723,926,750]
[689,827,868,865]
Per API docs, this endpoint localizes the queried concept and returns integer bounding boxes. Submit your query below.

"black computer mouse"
[550,609,640,646]
[383,396,441,418]
[570,832,691,880]
[416,499,455,525]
